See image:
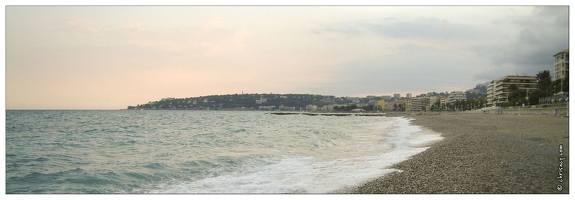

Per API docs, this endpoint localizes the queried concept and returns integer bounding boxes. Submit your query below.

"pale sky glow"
[4,4,570,109]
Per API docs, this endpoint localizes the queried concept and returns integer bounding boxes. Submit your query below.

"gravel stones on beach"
[346,112,569,194]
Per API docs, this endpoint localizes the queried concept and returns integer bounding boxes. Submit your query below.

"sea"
[5,110,443,194]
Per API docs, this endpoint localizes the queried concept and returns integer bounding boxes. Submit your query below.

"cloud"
[117,23,250,57]
[122,23,144,29]
[472,6,568,80]
[296,42,489,96]
[60,17,251,58]
[532,6,569,27]
[62,18,106,36]
[303,16,503,95]
[318,17,490,42]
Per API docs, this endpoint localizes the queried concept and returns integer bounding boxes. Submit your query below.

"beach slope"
[347,112,569,194]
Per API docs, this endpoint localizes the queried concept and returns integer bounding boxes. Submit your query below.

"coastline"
[346,111,569,194]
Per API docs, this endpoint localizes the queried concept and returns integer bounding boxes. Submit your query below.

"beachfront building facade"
[418,97,429,112]
[492,75,538,105]
[411,98,422,112]
[427,96,437,111]
[405,97,428,112]
[554,49,569,80]
[487,81,496,106]
[447,91,466,104]
[439,96,448,106]
[404,99,412,112]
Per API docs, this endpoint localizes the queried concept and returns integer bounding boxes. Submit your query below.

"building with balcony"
[405,97,428,112]
[492,75,538,105]
[554,49,569,80]
[447,91,466,104]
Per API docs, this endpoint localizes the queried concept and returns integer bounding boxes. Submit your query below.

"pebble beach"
[346,109,569,194]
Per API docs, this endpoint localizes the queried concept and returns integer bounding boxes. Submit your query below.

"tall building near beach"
[554,49,569,80]
[447,91,466,104]
[487,81,495,106]
[406,93,412,99]
[393,93,400,99]
[488,75,538,106]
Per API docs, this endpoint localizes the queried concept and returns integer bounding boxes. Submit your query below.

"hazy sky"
[5,5,569,109]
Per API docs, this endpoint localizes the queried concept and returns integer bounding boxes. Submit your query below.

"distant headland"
[127,82,489,112]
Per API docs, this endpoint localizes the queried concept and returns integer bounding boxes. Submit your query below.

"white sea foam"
[7,111,443,194]
[153,117,443,194]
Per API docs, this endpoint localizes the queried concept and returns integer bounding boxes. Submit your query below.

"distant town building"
[393,93,401,99]
[439,96,448,107]
[406,93,412,99]
[258,105,276,110]
[255,98,267,104]
[305,104,318,111]
[279,105,296,111]
[410,98,421,112]
[377,100,386,111]
[554,49,569,80]
[405,99,413,112]
[427,96,437,111]
[320,105,333,111]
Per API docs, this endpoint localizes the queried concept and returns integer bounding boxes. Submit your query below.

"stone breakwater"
[345,112,569,194]
[269,112,385,116]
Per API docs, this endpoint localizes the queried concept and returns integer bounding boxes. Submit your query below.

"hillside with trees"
[128,93,342,111]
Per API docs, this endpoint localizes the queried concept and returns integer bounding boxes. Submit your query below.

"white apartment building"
[447,91,466,104]
[491,75,538,105]
[487,81,495,106]
[554,49,569,80]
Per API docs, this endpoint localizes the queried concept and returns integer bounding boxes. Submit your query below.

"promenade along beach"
[348,108,569,194]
